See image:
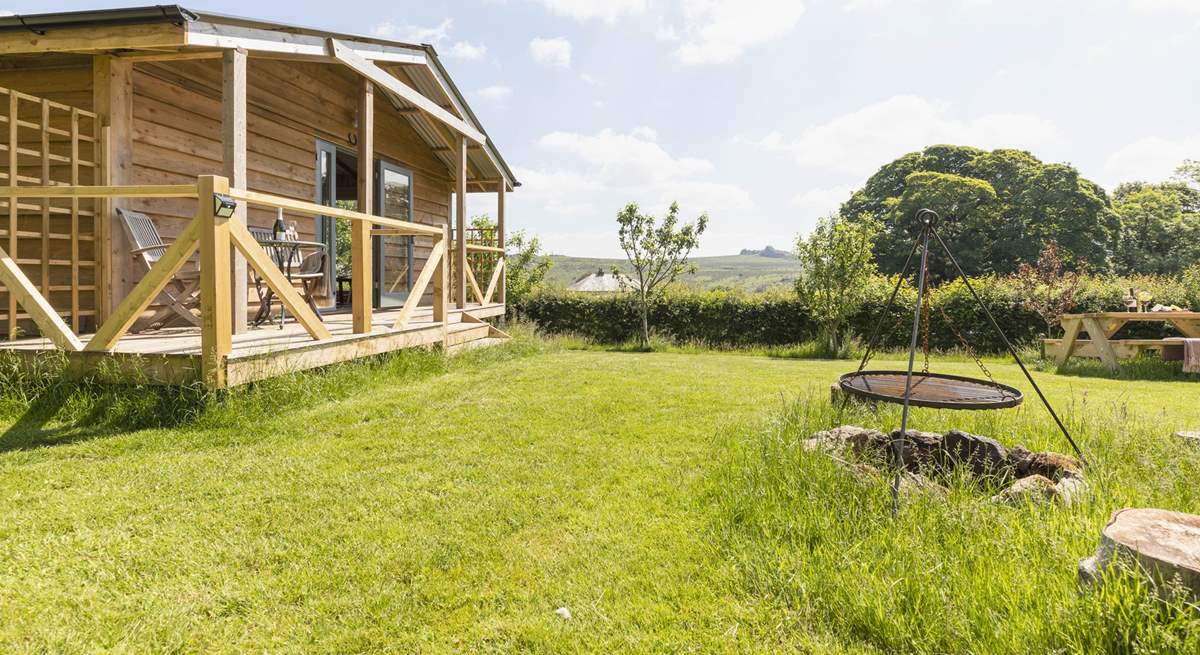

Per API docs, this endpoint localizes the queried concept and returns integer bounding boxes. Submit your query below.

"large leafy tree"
[1111,187,1200,275]
[616,201,707,348]
[886,171,998,280]
[842,144,1118,276]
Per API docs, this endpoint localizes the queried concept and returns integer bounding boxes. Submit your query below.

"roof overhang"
[0,5,518,191]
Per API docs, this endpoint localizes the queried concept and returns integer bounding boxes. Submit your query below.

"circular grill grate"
[839,370,1023,410]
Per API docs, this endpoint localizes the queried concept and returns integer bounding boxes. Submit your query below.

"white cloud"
[537,128,715,187]
[1102,135,1200,186]
[373,19,489,63]
[532,0,646,23]
[1130,0,1200,13]
[374,18,454,44]
[673,0,807,65]
[513,128,753,253]
[476,85,514,101]
[529,37,573,68]
[579,73,601,86]
[791,184,858,220]
[445,41,488,60]
[743,95,1062,177]
[841,0,895,10]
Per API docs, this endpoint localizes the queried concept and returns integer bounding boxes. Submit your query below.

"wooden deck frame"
[0,33,515,390]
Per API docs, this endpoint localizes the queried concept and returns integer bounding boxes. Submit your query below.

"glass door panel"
[374,161,415,308]
[314,140,338,308]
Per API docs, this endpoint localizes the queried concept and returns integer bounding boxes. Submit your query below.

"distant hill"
[546,254,802,293]
[739,245,793,258]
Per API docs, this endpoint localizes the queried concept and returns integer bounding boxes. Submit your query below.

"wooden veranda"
[0,7,517,389]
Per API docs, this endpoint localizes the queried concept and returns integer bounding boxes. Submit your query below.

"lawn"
[0,337,1198,652]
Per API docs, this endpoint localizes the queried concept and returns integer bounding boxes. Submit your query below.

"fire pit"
[803,425,1088,503]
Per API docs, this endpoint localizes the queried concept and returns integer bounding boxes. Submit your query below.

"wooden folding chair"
[117,208,201,329]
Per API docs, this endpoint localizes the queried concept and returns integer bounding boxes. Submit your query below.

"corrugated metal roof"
[0,5,517,190]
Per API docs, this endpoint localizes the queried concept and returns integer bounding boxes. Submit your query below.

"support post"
[433,226,448,345]
[222,48,249,333]
[198,175,232,389]
[353,78,374,333]
[92,56,133,321]
[455,134,468,309]
[497,183,506,306]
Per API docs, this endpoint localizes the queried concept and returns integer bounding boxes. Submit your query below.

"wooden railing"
[454,242,505,306]
[0,174,451,388]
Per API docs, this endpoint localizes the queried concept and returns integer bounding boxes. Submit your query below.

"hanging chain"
[920,256,931,374]
[935,300,1010,396]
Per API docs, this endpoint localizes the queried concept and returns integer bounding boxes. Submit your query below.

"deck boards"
[0,301,504,385]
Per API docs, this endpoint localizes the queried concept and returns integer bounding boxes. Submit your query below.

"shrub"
[518,275,1195,353]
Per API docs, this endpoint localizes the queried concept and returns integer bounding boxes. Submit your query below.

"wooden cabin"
[0,6,517,388]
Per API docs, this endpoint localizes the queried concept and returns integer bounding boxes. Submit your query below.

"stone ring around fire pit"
[802,425,1088,504]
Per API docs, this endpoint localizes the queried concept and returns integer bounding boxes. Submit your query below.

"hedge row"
[516,275,1199,353]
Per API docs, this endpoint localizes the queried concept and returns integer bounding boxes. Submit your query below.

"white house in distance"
[568,269,639,293]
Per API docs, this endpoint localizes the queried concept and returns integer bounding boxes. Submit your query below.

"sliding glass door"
[373,160,415,308]
[314,139,340,309]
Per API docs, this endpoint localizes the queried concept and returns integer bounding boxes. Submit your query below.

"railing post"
[455,134,468,309]
[497,183,506,306]
[198,174,232,389]
[433,226,448,346]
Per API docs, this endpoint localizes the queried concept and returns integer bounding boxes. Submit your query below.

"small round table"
[251,238,328,329]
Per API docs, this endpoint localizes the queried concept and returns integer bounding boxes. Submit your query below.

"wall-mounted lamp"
[213,193,238,218]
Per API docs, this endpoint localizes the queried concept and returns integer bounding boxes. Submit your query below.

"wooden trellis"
[0,85,99,340]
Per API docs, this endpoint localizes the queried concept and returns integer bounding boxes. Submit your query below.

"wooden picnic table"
[1050,311,1200,371]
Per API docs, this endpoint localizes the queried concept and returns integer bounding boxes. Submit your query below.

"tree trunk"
[1078,508,1200,600]
[639,298,650,349]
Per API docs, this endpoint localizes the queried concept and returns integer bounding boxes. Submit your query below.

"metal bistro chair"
[117,208,201,329]
[249,223,327,328]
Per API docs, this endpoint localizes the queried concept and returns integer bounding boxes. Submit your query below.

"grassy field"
[1,335,1198,652]
[547,254,802,292]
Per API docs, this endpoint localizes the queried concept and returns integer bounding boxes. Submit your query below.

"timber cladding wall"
[130,58,453,305]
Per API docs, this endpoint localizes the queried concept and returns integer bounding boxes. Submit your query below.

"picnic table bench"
[1044,311,1200,371]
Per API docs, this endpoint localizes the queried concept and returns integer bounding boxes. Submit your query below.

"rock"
[1055,475,1089,506]
[1007,446,1033,477]
[554,607,572,620]
[992,474,1059,504]
[1175,431,1200,446]
[1021,451,1080,481]
[888,429,943,472]
[807,425,889,458]
[942,429,1010,476]
[1078,508,1200,601]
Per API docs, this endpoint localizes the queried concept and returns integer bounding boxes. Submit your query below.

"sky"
[10,0,1200,256]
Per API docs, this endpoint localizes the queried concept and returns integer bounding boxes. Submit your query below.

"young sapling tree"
[615,201,707,348]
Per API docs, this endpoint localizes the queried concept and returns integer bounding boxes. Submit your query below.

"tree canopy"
[1111,185,1200,275]
[841,144,1118,277]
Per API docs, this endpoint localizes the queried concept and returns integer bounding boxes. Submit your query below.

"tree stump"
[1078,508,1200,600]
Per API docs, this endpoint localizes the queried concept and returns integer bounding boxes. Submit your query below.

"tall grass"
[705,390,1200,653]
